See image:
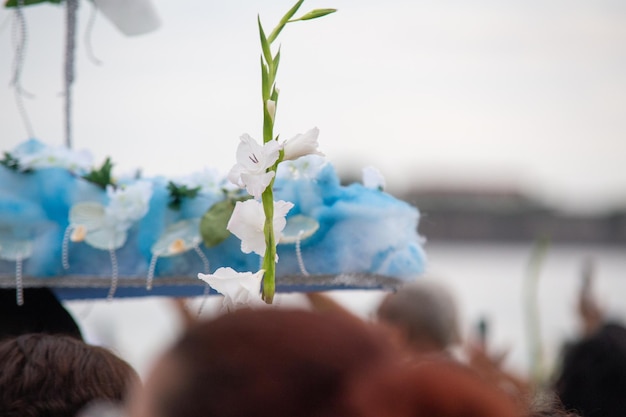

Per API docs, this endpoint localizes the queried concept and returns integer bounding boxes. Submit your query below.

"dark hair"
[527,395,582,417]
[0,288,83,341]
[554,323,626,417]
[153,308,397,417]
[0,333,138,417]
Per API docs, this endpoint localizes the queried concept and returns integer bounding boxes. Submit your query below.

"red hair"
[348,357,523,417]
[155,308,396,417]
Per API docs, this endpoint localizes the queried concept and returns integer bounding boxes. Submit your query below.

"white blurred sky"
[1,0,626,213]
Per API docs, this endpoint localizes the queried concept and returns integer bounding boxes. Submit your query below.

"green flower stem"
[267,0,305,44]
[257,0,336,303]
[260,153,284,303]
[259,18,277,303]
[261,185,276,302]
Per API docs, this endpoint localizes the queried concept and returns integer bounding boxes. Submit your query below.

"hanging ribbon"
[64,0,79,149]
[10,0,35,139]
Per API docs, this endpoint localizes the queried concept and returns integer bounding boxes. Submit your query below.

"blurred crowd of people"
[1,264,625,417]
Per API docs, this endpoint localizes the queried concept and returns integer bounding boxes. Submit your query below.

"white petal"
[227,200,266,256]
[106,181,153,224]
[198,267,263,309]
[282,127,324,161]
[69,202,106,231]
[235,135,280,174]
[0,238,33,261]
[262,139,282,167]
[227,199,294,257]
[227,163,245,188]
[84,227,127,250]
[273,200,295,238]
[235,134,266,174]
[230,135,281,197]
[151,219,201,257]
[241,171,275,199]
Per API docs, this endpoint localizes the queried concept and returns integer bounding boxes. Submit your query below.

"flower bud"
[266,99,277,122]
[295,8,337,21]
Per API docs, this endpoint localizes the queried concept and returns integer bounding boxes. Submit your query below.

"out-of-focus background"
[1,0,625,379]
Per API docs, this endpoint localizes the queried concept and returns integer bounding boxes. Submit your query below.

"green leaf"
[0,152,22,171]
[267,0,305,44]
[5,0,62,8]
[200,199,236,248]
[167,181,201,210]
[82,157,114,190]
[257,15,273,67]
[263,105,273,143]
[270,86,279,102]
[260,56,270,100]
[292,8,337,21]
[270,47,281,83]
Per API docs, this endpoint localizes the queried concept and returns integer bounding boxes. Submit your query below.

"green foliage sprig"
[167,181,201,210]
[82,157,114,190]
[0,152,23,172]
[5,0,62,8]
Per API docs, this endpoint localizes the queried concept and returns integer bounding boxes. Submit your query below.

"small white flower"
[69,182,152,251]
[362,166,386,191]
[17,145,93,174]
[282,127,324,161]
[105,181,153,230]
[176,168,224,194]
[227,199,294,258]
[228,134,281,199]
[150,218,201,257]
[68,202,127,250]
[198,267,264,309]
[276,154,327,180]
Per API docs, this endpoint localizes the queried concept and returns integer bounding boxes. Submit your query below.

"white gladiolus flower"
[198,267,264,309]
[227,199,294,258]
[228,134,281,199]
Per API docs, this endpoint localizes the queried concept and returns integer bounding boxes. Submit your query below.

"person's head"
[347,357,522,417]
[554,322,626,417]
[0,333,138,417]
[376,280,461,353]
[0,287,83,341]
[129,308,398,417]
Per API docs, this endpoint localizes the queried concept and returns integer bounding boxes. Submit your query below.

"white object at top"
[94,0,161,36]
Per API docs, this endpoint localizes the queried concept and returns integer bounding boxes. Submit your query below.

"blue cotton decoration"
[0,140,426,299]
